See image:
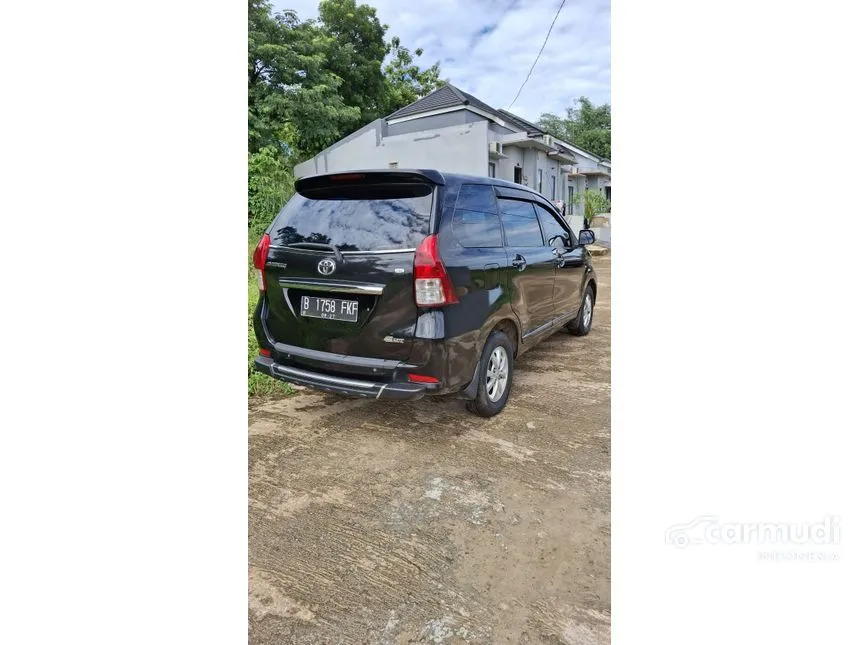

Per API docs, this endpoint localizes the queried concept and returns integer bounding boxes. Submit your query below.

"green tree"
[538,97,611,160]
[248,0,361,158]
[316,0,444,128]
[382,36,445,115]
[248,0,447,231]
[318,0,388,123]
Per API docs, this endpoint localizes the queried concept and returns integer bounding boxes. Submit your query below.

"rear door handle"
[511,254,527,271]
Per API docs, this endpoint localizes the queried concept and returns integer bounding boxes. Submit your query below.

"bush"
[249,146,295,238]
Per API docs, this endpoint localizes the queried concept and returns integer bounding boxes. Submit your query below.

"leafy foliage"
[318,0,389,123]
[572,189,611,220]
[249,0,443,164]
[382,36,446,115]
[247,0,443,235]
[539,97,611,160]
[248,146,294,237]
[248,0,362,159]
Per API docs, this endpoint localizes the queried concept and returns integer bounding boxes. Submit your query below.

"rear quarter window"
[452,184,502,248]
[269,184,433,252]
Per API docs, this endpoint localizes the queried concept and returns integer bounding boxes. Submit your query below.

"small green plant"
[571,189,611,225]
[248,241,293,398]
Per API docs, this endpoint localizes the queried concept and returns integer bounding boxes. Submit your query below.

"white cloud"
[271,0,610,121]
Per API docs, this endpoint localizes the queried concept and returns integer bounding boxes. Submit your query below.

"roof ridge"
[445,83,468,103]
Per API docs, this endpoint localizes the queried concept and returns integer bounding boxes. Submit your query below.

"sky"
[271,0,610,122]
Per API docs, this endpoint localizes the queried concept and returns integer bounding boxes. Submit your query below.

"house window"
[538,169,543,194]
[514,166,522,184]
[488,162,496,178]
[550,175,556,200]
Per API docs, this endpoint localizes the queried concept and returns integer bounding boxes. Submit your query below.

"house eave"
[387,105,511,129]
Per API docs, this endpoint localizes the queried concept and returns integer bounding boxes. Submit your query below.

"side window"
[453,184,502,247]
[497,198,544,247]
[535,203,571,249]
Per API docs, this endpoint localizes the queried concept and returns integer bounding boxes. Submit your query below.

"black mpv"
[252,170,597,416]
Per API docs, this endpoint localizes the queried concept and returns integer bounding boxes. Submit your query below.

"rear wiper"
[285,243,343,264]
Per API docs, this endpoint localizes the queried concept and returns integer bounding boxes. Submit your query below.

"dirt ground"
[249,256,610,644]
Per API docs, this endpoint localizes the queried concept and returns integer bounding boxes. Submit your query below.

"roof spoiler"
[295,169,445,194]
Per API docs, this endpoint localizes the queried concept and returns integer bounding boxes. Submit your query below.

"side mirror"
[578,230,596,246]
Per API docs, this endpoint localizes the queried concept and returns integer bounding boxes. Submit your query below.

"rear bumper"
[253,356,436,401]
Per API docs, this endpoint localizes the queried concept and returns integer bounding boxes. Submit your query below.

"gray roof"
[387,83,506,122]
[497,109,544,135]
[386,84,610,162]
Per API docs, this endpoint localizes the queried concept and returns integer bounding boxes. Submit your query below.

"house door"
[514,166,522,184]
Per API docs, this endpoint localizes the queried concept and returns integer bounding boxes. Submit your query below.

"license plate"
[300,295,359,322]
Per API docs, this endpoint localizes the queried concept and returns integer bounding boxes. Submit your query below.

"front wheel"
[566,285,595,336]
[466,330,514,417]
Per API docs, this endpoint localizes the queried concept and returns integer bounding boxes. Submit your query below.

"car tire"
[567,284,595,336]
[465,330,514,417]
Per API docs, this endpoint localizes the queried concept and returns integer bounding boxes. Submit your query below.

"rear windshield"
[269,183,433,252]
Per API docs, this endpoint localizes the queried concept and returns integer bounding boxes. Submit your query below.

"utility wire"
[508,0,567,109]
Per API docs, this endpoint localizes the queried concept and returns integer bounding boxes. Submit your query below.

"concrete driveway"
[249,256,610,644]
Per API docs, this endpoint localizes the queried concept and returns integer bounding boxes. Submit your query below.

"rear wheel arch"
[491,317,520,358]
[459,316,521,401]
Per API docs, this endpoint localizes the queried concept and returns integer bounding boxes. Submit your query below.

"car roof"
[433,171,557,209]
[296,169,557,210]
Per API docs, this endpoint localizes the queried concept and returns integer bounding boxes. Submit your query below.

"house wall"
[586,174,610,194]
[294,120,489,178]
[292,107,610,212]
[568,175,587,216]
[497,146,524,183]
[567,214,585,234]
[488,122,519,137]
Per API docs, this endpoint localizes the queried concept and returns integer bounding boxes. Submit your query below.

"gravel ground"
[249,255,611,644]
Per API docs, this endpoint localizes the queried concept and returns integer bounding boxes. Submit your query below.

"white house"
[293,84,611,232]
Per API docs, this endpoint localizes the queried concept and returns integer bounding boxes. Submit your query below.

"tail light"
[252,233,270,291]
[408,373,439,384]
[414,235,458,306]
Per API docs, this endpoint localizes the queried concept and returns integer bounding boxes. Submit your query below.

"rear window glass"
[453,184,502,248]
[270,184,433,252]
[498,199,543,247]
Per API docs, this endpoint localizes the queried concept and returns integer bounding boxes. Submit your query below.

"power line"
[508,0,567,109]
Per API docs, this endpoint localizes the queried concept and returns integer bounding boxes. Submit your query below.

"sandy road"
[249,256,610,644]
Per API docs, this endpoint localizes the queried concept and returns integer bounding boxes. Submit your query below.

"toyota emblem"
[317,258,336,275]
